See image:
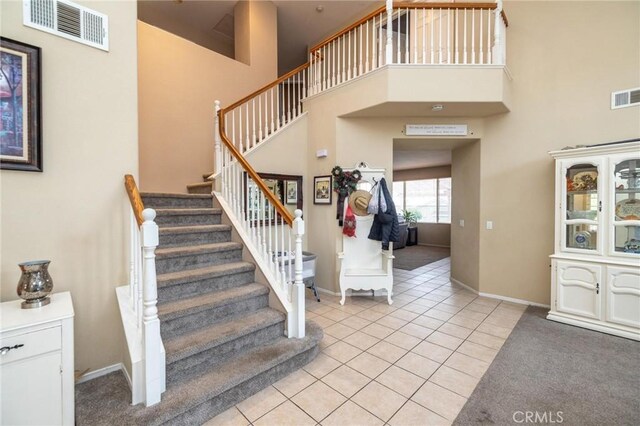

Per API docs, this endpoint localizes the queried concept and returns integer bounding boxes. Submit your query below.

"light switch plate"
[486,221,493,230]
[459,219,465,227]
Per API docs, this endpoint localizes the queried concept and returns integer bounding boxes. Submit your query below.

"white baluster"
[269,197,274,275]
[430,9,435,63]
[454,9,458,64]
[251,99,256,148]
[438,8,443,64]
[347,31,351,80]
[479,9,484,64]
[413,8,417,63]
[270,86,278,133]
[245,104,250,151]
[261,195,268,258]
[291,210,306,338]
[422,9,427,64]
[214,101,222,176]
[361,23,365,75]
[447,8,451,64]
[472,8,476,64]
[492,0,505,65]
[256,190,263,256]
[405,8,409,64]
[288,225,293,289]
[385,0,393,64]
[280,215,286,292]
[396,10,401,63]
[463,8,467,64]
[274,210,280,282]
[487,8,492,64]
[237,107,242,153]
[258,95,263,142]
[140,208,163,406]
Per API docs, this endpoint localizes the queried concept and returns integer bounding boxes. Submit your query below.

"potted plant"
[401,210,422,227]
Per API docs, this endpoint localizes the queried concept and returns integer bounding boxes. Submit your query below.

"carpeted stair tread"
[158,283,268,321]
[156,262,255,288]
[136,321,323,425]
[141,192,213,199]
[202,172,214,181]
[156,242,242,259]
[187,182,213,189]
[155,208,221,216]
[164,308,285,365]
[159,224,231,235]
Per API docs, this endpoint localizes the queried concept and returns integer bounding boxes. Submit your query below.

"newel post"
[214,100,222,177]
[492,0,505,65]
[291,210,306,338]
[141,208,163,406]
[385,0,393,64]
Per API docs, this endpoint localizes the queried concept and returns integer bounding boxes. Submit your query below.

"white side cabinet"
[0,292,75,425]
[549,141,640,340]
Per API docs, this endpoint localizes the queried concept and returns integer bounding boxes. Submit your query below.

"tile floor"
[205,258,526,426]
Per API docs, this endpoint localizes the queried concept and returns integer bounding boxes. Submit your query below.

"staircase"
[127,191,320,424]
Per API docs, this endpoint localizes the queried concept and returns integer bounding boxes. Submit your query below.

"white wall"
[0,0,139,373]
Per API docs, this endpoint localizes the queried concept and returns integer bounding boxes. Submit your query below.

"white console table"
[0,292,75,425]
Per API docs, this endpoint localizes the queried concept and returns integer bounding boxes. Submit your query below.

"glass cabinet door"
[612,158,640,256]
[564,162,600,252]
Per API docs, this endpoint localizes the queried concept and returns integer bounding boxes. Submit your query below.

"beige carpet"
[455,307,640,425]
[393,245,450,270]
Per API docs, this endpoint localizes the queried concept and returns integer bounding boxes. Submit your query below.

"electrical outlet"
[459,219,465,227]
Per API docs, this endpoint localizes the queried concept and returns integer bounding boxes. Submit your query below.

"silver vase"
[17,260,53,309]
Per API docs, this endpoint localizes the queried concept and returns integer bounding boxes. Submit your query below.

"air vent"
[611,87,640,109]
[23,0,109,51]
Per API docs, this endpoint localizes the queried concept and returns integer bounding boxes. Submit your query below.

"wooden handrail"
[311,2,508,52]
[124,174,145,227]
[225,62,310,111]
[501,10,509,27]
[311,5,386,52]
[393,2,497,9]
[394,2,509,28]
[217,109,294,226]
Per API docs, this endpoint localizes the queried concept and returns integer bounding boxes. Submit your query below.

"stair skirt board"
[115,191,321,419]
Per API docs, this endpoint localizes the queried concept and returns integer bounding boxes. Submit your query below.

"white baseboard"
[450,277,550,309]
[478,291,550,309]
[76,363,126,384]
[450,278,479,294]
[417,243,451,248]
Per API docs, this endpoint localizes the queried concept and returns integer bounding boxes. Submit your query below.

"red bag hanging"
[343,204,357,237]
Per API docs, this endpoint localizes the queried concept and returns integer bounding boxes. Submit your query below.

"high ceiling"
[138,0,379,75]
[138,1,470,172]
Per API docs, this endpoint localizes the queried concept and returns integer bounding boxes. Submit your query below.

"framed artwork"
[314,175,332,205]
[286,180,298,205]
[0,37,42,172]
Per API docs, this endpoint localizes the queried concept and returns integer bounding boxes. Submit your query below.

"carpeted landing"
[393,245,451,270]
[454,306,640,425]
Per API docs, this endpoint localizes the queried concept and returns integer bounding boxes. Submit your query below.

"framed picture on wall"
[286,180,298,205]
[0,37,42,172]
[314,175,332,204]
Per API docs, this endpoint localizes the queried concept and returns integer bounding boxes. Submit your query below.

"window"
[393,177,451,224]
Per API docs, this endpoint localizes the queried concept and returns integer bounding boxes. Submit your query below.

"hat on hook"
[348,190,372,217]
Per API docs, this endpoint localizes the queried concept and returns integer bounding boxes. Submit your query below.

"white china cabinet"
[549,141,640,340]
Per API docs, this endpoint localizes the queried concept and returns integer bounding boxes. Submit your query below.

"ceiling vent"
[23,0,109,51]
[611,87,640,110]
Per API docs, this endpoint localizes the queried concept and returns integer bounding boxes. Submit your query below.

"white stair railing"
[221,64,309,158]
[124,175,165,406]
[309,1,509,93]
[214,103,307,339]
